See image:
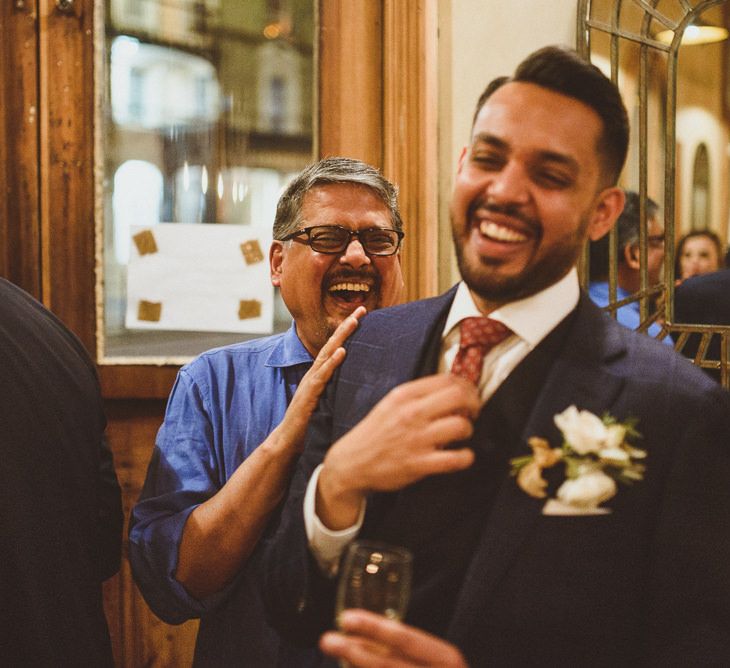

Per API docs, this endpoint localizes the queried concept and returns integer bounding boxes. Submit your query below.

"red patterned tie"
[450,317,512,385]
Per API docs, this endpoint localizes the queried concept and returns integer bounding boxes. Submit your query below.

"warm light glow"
[656,22,729,46]
[263,23,281,39]
[201,165,208,195]
[217,172,224,200]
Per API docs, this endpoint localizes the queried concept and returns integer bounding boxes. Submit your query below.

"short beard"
[451,213,588,305]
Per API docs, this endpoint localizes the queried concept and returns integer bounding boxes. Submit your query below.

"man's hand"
[316,374,480,529]
[320,609,468,667]
[274,305,367,454]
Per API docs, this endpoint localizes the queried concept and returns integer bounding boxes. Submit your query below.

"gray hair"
[273,157,403,240]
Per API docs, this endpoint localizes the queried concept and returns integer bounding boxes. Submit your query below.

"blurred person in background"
[675,229,722,283]
[588,189,671,344]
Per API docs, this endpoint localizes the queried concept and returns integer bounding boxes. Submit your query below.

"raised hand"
[275,306,367,453]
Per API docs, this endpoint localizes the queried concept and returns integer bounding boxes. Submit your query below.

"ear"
[270,241,284,287]
[624,243,641,270]
[587,187,625,242]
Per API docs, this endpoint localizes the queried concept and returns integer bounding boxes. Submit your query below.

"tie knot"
[450,318,513,385]
[458,317,511,348]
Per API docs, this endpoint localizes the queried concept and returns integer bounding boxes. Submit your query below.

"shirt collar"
[265,321,314,368]
[443,268,580,349]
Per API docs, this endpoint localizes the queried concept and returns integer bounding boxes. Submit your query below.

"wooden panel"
[99,366,179,400]
[319,0,383,166]
[382,0,439,301]
[0,0,41,297]
[103,399,198,668]
[37,0,96,349]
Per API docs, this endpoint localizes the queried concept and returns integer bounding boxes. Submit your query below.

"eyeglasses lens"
[308,226,399,255]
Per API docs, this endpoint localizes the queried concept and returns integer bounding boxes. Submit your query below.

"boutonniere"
[510,405,646,510]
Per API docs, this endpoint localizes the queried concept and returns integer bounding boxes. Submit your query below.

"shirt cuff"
[304,464,365,577]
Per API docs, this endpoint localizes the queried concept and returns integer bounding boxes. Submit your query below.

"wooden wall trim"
[38,0,96,350]
[99,365,180,400]
[319,0,383,166]
[382,0,439,301]
[0,0,41,297]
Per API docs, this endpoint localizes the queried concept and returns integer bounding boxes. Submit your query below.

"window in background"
[100,0,314,362]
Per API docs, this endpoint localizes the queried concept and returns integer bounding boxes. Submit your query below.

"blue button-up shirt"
[588,281,673,345]
[129,323,316,665]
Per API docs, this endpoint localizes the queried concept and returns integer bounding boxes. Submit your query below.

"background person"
[674,266,730,383]
[675,228,722,282]
[129,157,405,666]
[262,46,730,666]
[588,190,671,343]
[0,278,122,667]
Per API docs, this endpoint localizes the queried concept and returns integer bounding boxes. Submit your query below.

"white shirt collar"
[443,268,580,349]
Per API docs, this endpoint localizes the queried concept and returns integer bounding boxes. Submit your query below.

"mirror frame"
[578,0,730,388]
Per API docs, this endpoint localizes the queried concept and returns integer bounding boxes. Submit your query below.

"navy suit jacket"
[674,269,730,383]
[262,287,730,666]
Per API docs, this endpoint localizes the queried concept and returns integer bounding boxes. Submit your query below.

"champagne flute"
[335,540,413,627]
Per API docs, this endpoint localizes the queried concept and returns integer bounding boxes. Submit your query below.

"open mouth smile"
[479,220,529,243]
[327,281,374,304]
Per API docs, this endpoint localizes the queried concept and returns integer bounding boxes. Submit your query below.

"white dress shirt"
[305,269,580,574]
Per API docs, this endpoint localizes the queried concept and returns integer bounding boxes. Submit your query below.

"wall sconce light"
[656,18,729,46]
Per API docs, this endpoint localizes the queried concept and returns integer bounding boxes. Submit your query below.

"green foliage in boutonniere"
[510,406,646,510]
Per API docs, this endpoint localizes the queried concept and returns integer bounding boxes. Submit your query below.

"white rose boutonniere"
[510,406,646,510]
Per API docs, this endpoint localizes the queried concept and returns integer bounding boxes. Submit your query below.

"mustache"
[469,198,540,231]
[324,267,380,290]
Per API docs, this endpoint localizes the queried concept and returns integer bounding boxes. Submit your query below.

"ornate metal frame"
[577,0,730,387]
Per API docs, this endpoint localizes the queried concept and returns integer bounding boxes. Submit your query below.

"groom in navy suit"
[262,46,730,666]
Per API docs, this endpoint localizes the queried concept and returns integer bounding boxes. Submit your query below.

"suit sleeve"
[648,383,730,661]
[259,372,341,647]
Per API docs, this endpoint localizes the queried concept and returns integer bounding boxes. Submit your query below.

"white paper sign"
[125,223,274,334]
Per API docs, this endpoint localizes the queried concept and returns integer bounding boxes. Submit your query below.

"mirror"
[579,0,730,387]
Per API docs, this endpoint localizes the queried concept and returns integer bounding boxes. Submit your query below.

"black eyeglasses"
[280,225,404,256]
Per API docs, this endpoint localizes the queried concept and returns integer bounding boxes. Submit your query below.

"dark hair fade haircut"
[472,46,630,187]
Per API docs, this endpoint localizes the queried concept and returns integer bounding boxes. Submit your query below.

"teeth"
[329,282,371,292]
[480,221,528,243]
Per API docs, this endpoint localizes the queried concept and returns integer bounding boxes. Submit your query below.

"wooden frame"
[0,0,41,296]
[724,3,730,121]
[383,0,439,302]
[94,0,438,399]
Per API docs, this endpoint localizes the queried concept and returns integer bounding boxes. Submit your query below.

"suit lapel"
[448,295,628,642]
[333,287,455,431]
